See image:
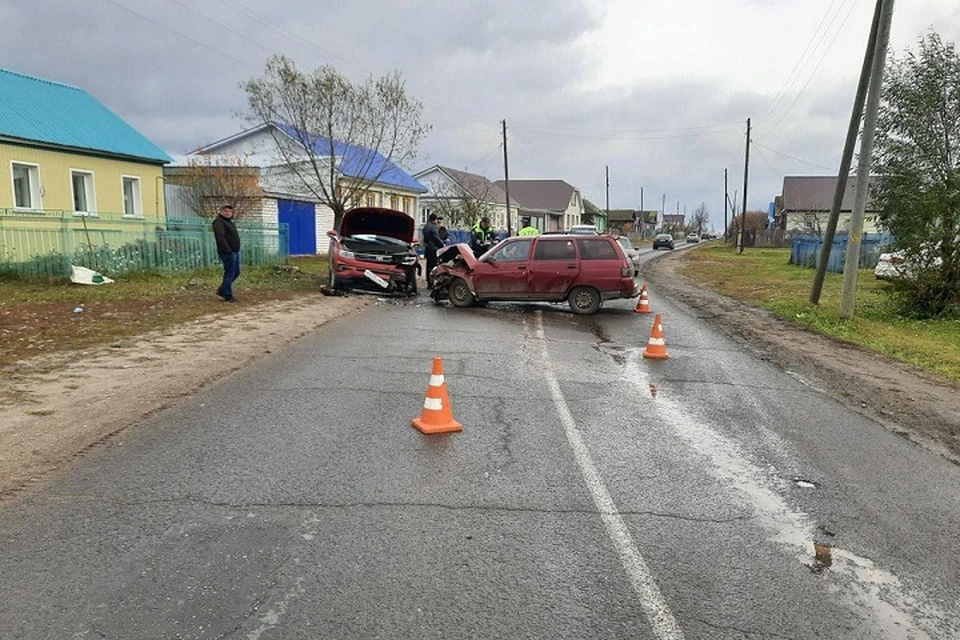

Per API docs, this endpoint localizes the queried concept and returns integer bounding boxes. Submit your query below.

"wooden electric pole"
[724,169,729,241]
[840,0,895,319]
[502,119,512,236]
[811,0,884,304]
[605,165,610,218]
[740,118,751,254]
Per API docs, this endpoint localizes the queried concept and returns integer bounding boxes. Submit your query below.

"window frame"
[121,175,143,219]
[10,161,42,210]
[70,169,97,216]
[533,238,578,261]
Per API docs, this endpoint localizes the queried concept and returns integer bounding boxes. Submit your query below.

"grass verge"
[0,257,330,369]
[677,245,960,383]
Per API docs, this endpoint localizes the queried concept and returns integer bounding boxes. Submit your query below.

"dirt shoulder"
[0,295,370,500]
[645,250,960,464]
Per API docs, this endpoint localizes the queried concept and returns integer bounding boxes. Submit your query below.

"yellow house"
[0,67,171,263]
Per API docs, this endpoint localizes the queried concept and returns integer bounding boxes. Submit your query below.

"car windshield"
[617,237,632,250]
[348,234,410,247]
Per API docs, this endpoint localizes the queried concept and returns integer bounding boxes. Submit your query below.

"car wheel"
[568,286,601,315]
[448,278,474,308]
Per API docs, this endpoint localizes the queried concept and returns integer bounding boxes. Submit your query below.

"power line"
[752,144,783,178]
[751,141,835,171]
[755,0,845,122]
[761,0,862,136]
[100,0,258,68]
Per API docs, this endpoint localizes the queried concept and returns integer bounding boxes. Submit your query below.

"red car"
[327,207,420,295]
[430,235,639,314]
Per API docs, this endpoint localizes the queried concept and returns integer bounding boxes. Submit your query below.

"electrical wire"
[751,141,835,172]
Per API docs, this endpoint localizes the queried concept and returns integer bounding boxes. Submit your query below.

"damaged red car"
[430,235,639,314]
[327,207,420,295]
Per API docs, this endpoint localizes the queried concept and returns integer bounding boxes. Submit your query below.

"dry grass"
[678,246,960,383]
[0,257,330,368]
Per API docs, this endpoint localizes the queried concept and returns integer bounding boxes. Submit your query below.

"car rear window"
[578,238,619,260]
[534,239,577,260]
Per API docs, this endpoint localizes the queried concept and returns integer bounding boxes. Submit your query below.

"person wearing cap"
[422,213,445,289]
[470,216,495,257]
[518,217,540,237]
[212,204,241,302]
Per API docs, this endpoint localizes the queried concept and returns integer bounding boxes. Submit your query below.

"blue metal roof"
[274,122,426,193]
[0,68,171,164]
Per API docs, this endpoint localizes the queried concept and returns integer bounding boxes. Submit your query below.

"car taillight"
[621,266,632,277]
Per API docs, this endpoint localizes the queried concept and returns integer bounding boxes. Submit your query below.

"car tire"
[448,278,474,308]
[568,286,601,315]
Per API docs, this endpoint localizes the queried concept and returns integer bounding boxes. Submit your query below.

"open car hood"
[438,243,479,270]
[339,207,415,244]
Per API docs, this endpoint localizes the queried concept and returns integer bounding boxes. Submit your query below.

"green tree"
[873,32,960,317]
[243,56,430,228]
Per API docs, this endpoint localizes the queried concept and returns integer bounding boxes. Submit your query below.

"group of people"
[421,213,541,288]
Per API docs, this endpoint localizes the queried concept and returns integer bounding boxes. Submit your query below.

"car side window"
[578,238,619,260]
[489,239,532,262]
[534,239,577,261]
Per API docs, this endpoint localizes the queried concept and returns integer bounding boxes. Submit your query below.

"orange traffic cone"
[642,314,670,360]
[412,356,463,434]
[634,284,651,314]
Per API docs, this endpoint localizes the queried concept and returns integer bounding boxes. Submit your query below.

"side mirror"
[327,230,338,238]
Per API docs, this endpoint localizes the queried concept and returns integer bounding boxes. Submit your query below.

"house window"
[403,197,412,215]
[122,176,142,218]
[11,162,41,209]
[420,206,430,225]
[365,192,376,207]
[71,170,96,215]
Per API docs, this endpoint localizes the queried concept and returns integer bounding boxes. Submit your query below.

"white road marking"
[534,313,685,640]
[622,351,950,639]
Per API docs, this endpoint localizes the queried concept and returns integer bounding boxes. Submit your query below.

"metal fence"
[790,233,892,272]
[0,209,289,278]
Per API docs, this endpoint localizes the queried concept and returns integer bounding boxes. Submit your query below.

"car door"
[527,238,580,300]
[577,237,626,293]
[472,239,534,298]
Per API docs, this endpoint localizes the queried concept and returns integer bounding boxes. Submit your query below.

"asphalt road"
[2,245,959,639]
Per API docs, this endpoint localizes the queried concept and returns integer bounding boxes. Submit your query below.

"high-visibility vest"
[518,226,540,236]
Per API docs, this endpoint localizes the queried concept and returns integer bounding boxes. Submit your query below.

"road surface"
[1,246,958,639]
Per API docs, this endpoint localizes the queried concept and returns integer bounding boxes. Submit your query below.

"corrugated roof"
[0,68,171,163]
[494,179,577,212]
[781,175,876,212]
[436,166,520,207]
[273,122,426,193]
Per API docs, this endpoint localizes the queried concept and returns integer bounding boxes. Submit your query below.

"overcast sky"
[3,0,958,230]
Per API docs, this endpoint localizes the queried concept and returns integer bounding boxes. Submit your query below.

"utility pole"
[740,118,751,254]
[638,187,644,236]
[724,169,729,242]
[840,0,895,319]
[661,193,666,230]
[811,0,884,304]
[501,120,513,236]
[605,165,610,218]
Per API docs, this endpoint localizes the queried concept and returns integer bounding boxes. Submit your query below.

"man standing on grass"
[212,204,240,303]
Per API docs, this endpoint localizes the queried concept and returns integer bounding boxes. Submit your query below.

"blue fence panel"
[790,233,892,272]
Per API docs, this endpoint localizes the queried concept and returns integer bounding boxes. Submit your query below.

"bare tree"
[687,202,710,235]
[167,154,263,219]
[242,56,430,228]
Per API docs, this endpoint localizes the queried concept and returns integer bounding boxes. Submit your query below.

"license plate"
[363,269,390,289]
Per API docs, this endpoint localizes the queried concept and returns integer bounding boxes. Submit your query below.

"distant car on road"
[653,233,675,250]
[430,234,639,314]
[568,224,599,235]
[686,234,700,243]
[615,236,641,276]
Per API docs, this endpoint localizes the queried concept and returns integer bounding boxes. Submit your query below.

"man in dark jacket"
[212,205,241,302]
[422,213,445,289]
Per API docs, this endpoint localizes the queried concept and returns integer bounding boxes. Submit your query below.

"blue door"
[278,199,317,255]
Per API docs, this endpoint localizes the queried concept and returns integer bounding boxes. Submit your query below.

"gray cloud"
[2,0,958,232]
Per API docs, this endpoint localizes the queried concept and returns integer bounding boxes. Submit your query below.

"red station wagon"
[430,235,639,314]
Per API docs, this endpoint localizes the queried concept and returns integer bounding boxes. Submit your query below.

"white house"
[169,122,427,255]
[413,165,520,231]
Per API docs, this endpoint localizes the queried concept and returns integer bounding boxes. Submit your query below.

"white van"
[568,224,599,235]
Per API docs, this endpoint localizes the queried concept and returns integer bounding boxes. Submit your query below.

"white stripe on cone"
[647,338,666,346]
[424,397,443,411]
[429,374,445,387]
